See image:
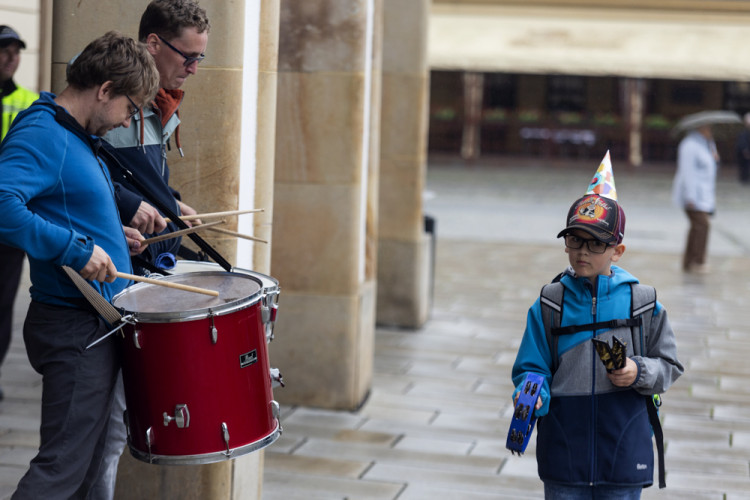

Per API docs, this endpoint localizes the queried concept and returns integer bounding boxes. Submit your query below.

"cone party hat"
[585,150,617,201]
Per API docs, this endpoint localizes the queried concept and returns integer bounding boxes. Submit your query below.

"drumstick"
[141,220,225,245]
[206,226,269,244]
[116,272,219,297]
[164,208,264,223]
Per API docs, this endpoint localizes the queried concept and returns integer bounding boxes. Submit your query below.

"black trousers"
[12,301,120,500]
[0,243,24,371]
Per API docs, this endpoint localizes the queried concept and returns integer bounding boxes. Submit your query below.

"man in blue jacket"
[0,31,159,499]
[511,155,683,499]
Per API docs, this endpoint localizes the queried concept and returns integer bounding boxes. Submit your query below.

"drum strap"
[35,100,233,272]
[97,145,233,272]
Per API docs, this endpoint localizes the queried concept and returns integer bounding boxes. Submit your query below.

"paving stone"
[283,436,503,475]
[263,470,404,500]
[264,452,370,479]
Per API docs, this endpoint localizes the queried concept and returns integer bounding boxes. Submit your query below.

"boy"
[511,153,684,499]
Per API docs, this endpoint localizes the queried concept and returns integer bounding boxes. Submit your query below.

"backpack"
[539,278,666,489]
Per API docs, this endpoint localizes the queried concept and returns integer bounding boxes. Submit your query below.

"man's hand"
[79,245,117,283]
[123,226,147,256]
[607,357,639,387]
[129,201,167,234]
[177,200,201,227]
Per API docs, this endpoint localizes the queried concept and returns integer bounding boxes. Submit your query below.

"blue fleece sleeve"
[0,122,92,269]
[511,299,553,417]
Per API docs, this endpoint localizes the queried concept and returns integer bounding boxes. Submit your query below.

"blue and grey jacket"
[511,265,683,487]
[103,98,184,263]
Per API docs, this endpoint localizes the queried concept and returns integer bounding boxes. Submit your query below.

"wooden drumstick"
[164,208,264,223]
[116,272,219,297]
[206,226,268,244]
[141,220,225,245]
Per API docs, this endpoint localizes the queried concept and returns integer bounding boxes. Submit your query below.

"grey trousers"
[88,375,128,500]
[12,302,120,500]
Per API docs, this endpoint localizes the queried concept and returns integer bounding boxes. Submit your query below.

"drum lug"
[163,404,190,428]
[209,311,218,344]
[271,400,283,433]
[261,293,279,342]
[133,328,142,349]
[221,422,231,457]
[270,367,285,388]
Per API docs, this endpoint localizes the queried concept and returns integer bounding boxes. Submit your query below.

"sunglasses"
[157,34,205,67]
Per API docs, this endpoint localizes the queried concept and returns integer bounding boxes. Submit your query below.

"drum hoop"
[128,419,281,465]
[113,271,265,322]
[173,261,280,295]
[236,268,280,297]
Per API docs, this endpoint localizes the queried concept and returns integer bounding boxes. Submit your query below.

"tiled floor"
[1,158,750,499]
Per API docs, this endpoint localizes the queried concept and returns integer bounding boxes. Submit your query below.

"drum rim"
[127,419,281,465]
[112,271,265,321]
[173,260,280,294]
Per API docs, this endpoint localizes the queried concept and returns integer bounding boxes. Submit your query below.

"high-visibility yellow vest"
[2,83,38,140]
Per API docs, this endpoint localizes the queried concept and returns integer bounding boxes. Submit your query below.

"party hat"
[557,151,626,244]
[585,150,617,201]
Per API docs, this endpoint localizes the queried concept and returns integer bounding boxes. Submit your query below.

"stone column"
[461,71,484,161]
[51,1,280,498]
[376,0,431,328]
[623,77,645,167]
[271,0,380,410]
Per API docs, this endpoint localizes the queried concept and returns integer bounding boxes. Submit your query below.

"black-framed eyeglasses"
[125,95,140,119]
[564,234,612,254]
[157,34,205,67]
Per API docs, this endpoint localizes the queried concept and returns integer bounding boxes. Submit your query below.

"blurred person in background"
[735,112,750,184]
[672,124,719,274]
[0,25,38,400]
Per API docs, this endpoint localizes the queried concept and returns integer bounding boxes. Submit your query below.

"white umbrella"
[671,110,742,137]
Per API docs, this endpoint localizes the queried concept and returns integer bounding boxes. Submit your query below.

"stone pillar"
[461,71,484,161]
[51,1,280,499]
[271,0,380,410]
[376,0,431,328]
[623,77,645,167]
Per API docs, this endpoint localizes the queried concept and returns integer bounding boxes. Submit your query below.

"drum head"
[113,271,263,320]
[173,260,280,295]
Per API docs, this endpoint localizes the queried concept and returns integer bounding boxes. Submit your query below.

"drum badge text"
[240,350,258,369]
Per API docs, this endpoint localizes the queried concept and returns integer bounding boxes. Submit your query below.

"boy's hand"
[607,357,638,387]
[514,392,543,410]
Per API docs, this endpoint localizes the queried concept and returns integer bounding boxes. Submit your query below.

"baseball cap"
[557,194,626,244]
[0,26,26,49]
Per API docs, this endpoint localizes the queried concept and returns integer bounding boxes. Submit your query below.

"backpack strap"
[630,283,656,355]
[552,318,641,337]
[630,283,666,488]
[540,281,564,374]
